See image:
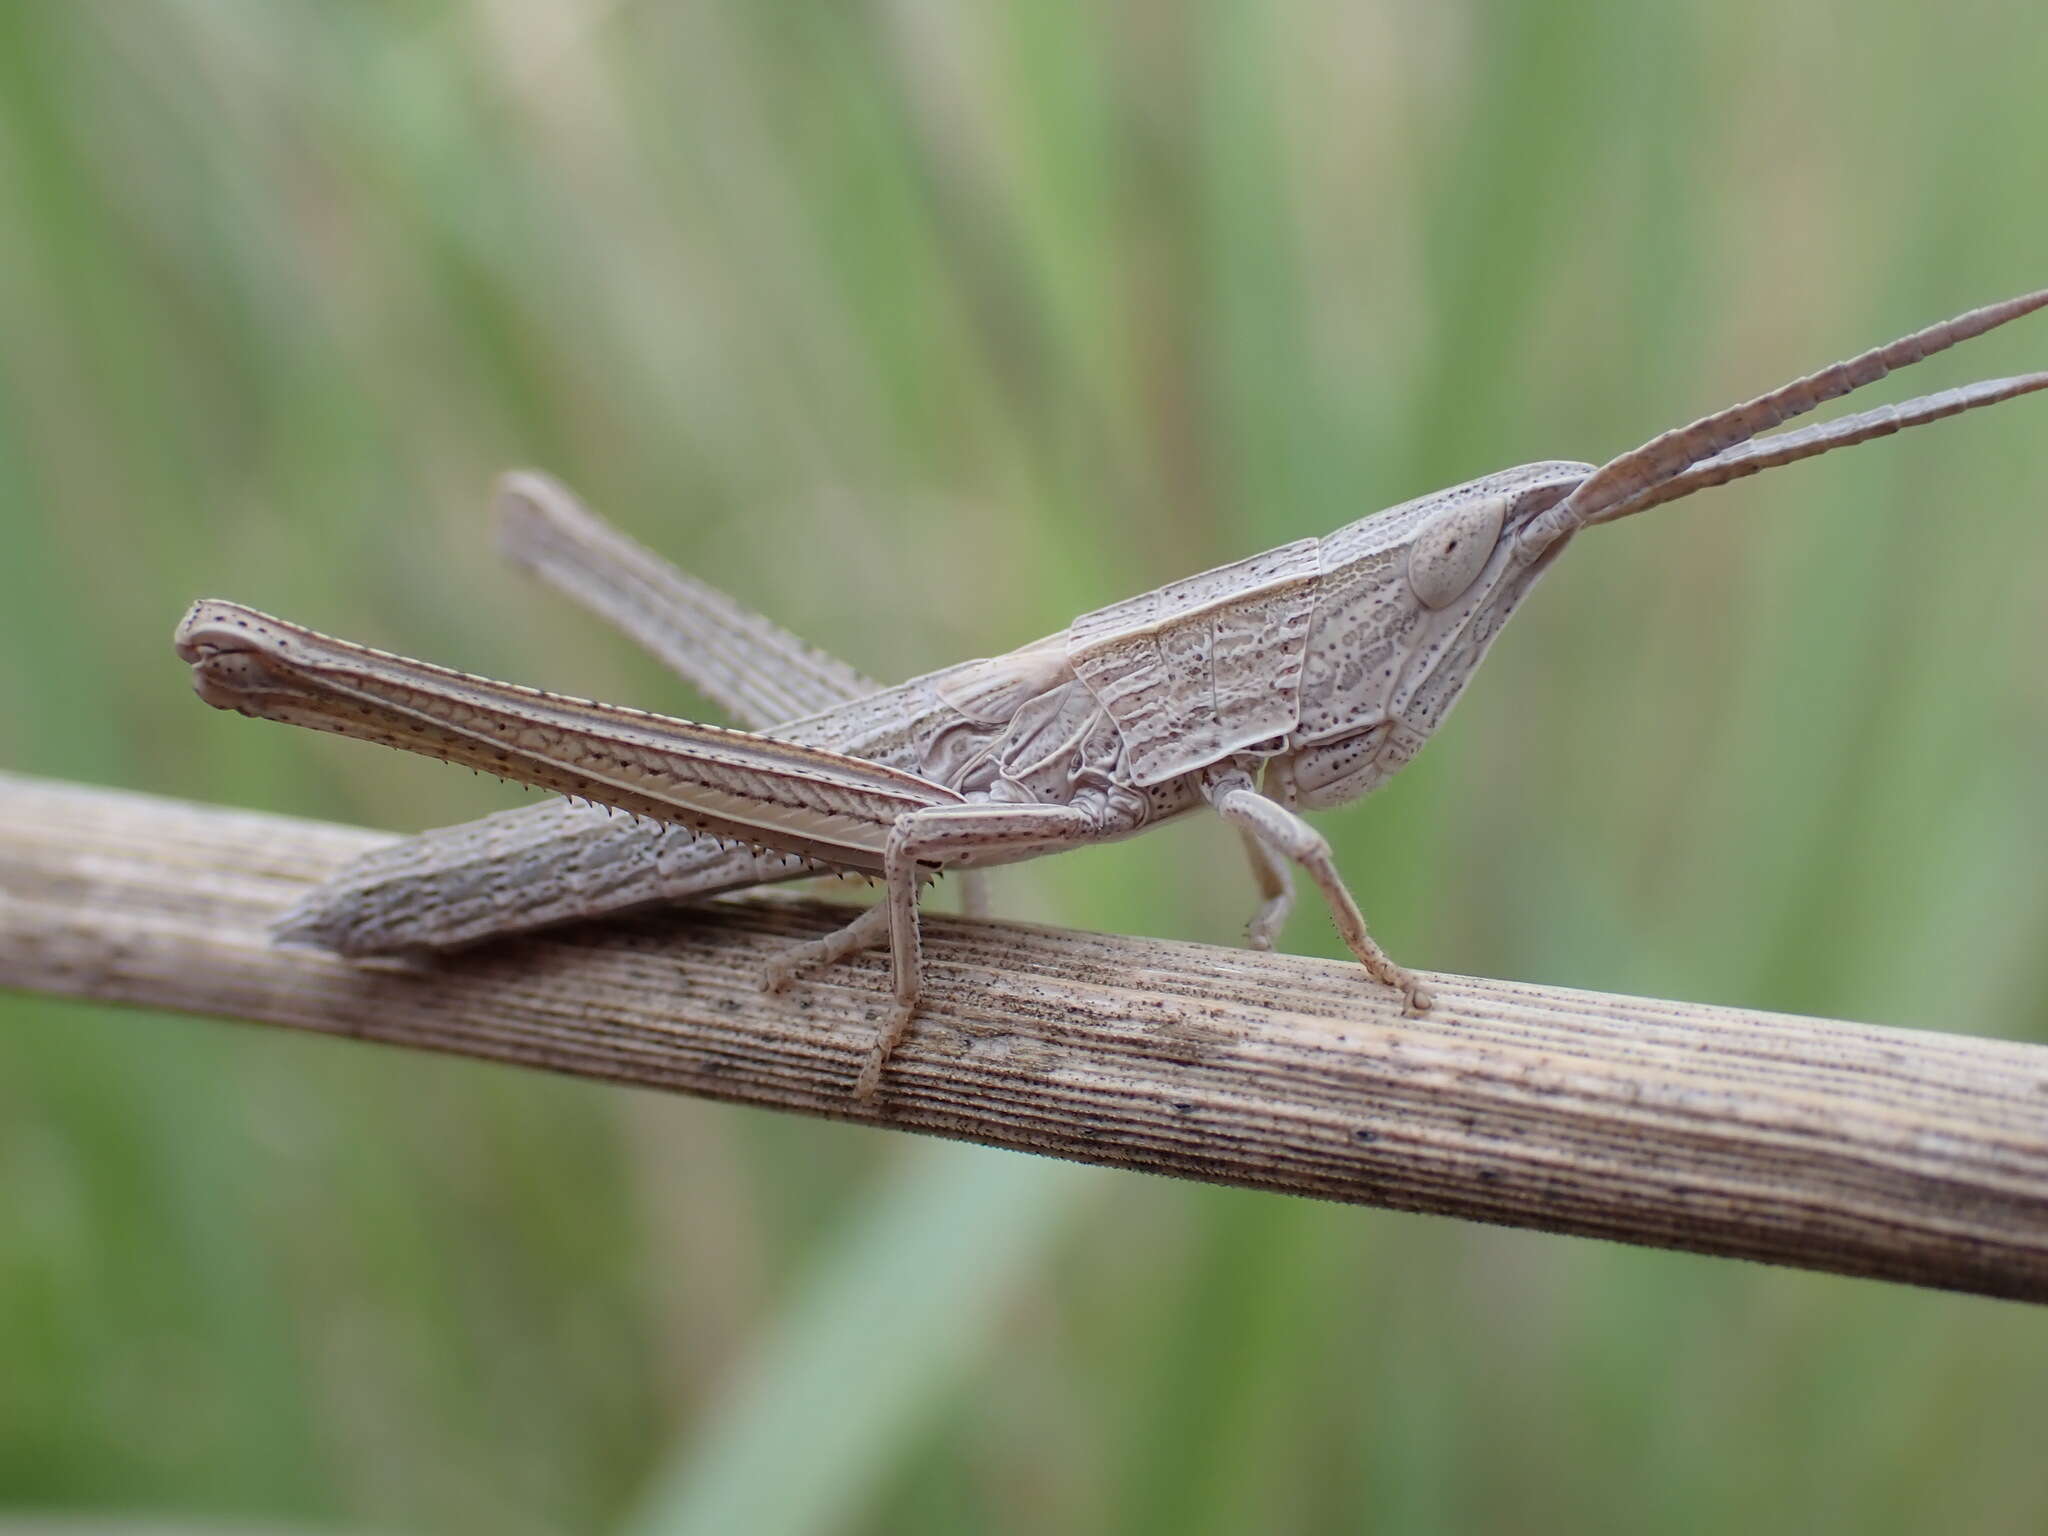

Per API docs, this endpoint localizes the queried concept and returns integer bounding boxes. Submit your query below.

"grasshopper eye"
[1408,494,1506,609]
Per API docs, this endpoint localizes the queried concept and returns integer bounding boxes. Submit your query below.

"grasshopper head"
[1288,288,2048,810]
[1288,462,1589,808]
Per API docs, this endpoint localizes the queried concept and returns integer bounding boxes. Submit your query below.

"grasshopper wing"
[495,471,879,726]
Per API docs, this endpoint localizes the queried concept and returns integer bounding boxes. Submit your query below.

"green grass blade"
[620,1145,1099,1536]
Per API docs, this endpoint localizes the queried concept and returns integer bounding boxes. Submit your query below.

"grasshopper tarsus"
[854,1004,917,1102]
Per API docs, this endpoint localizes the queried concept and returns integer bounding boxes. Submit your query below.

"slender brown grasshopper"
[177,291,2047,1097]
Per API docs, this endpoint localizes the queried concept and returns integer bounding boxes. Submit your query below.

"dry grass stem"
[3,771,2045,1302]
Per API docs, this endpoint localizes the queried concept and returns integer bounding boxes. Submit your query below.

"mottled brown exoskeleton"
[178,291,2048,1096]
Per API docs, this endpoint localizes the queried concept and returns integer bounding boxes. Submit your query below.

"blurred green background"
[3,2,2046,1532]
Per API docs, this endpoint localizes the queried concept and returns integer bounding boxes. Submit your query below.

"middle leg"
[861,801,1099,1099]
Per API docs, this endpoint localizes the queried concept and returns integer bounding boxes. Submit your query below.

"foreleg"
[1205,770,1432,1013]
[1236,826,1296,949]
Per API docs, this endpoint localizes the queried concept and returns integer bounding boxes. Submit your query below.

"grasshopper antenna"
[1588,371,2048,524]
[1518,287,2048,554]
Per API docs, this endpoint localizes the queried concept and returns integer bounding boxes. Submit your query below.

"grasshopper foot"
[758,941,822,994]
[1371,960,1433,1016]
[1347,942,1432,1015]
[853,999,918,1101]
[757,901,892,995]
[1245,897,1289,951]
[1334,924,1433,1015]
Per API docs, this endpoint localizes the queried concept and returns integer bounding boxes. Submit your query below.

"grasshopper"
[177,291,2048,1098]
